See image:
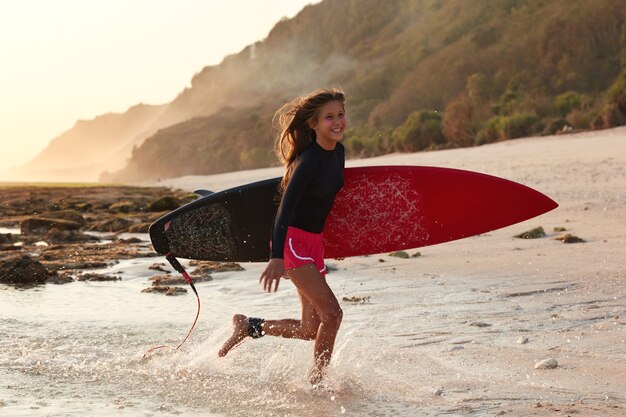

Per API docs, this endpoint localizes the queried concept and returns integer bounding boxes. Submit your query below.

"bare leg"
[218,289,321,357]
[262,289,321,340]
[286,264,343,384]
[219,264,342,385]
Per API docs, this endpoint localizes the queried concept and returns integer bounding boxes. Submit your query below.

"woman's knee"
[321,306,343,326]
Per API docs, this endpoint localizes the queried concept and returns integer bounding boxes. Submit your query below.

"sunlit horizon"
[0,0,319,177]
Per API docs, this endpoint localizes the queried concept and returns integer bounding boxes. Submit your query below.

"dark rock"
[128,222,151,233]
[150,274,213,285]
[44,260,110,270]
[342,296,370,304]
[46,274,74,284]
[40,209,85,224]
[555,234,585,243]
[469,322,492,327]
[149,263,170,273]
[120,237,143,244]
[147,196,181,212]
[0,233,18,244]
[45,228,100,244]
[68,202,93,212]
[534,358,558,369]
[514,227,546,239]
[108,201,143,213]
[88,217,135,233]
[21,217,82,235]
[141,285,187,296]
[0,255,55,285]
[76,273,121,282]
[389,251,409,258]
[553,227,567,232]
[189,261,244,275]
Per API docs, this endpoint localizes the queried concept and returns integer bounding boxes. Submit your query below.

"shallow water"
[3,233,624,416]
[1,253,452,417]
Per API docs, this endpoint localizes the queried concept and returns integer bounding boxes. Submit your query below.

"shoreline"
[147,126,626,193]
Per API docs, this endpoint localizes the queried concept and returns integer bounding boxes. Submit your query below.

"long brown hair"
[273,88,345,191]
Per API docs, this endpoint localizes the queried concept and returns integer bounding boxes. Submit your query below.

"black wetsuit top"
[271,142,345,259]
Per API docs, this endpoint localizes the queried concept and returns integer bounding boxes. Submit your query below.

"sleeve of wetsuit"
[270,153,318,259]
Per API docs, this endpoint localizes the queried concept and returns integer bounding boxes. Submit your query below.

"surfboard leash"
[143,252,201,357]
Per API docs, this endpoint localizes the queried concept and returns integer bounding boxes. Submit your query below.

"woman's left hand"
[259,258,284,292]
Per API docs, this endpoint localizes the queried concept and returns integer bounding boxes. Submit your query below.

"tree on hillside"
[604,69,626,126]
[392,110,445,151]
[443,94,475,147]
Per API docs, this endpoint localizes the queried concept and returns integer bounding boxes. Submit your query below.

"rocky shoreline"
[0,184,242,293]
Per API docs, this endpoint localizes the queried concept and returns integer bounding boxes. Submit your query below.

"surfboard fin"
[194,189,214,197]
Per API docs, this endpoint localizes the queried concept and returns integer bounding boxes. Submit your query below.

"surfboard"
[149,166,558,262]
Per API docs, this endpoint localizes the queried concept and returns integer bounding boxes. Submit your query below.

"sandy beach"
[2,127,624,417]
[153,127,626,415]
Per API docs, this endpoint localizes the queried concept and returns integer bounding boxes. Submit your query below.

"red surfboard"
[323,166,557,258]
[149,166,558,262]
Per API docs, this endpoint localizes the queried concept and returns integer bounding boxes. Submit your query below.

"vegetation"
[103,0,626,182]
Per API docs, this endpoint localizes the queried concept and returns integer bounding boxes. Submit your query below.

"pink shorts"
[283,226,327,276]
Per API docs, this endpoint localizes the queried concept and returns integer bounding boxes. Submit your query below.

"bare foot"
[308,364,326,385]
[218,314,249,357]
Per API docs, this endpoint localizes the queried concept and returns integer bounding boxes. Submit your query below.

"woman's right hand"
[259,258,284,292]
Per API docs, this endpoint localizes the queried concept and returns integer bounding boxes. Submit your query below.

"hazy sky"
[0,0,319,173]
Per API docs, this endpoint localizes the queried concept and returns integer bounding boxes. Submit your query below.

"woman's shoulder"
[294,144,320,172]
[297,144,317,162]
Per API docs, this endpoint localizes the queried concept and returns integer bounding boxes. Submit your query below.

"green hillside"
[103,0,626,182]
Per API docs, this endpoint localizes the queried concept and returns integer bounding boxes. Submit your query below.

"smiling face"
[310,100,346,150]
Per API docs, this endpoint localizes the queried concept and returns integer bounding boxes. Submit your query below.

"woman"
[219,88,347,384]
